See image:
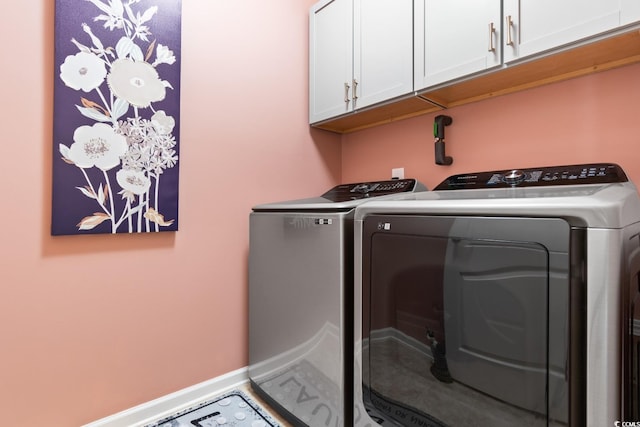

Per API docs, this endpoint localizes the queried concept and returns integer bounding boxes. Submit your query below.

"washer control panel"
[434,163,628,190]
[323,178,421,202]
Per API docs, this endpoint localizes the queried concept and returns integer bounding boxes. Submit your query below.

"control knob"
[503,169,526,185]
[352,183,371,193]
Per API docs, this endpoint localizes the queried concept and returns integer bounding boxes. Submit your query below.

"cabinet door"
[309,0,353,124]
[353,0,413,110]
[504,0,621,63]
[414,0,501,91]
[621,0,640,25]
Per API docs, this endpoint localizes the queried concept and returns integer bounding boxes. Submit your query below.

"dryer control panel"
[322,178,422,202]
[435,163,628,190]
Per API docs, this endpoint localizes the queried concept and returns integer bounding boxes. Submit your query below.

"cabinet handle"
[344,82,350,104]
[352,79,358,102]
[488,22,496,52]
[506,15,514,46]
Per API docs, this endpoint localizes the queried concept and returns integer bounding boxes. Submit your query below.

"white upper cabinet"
[309,0,353,124]
[310,0,640,132]
[353,0,413,110]
[503,0,622,63]
[309,0,413,124]
[621,0,640,25]
[414,0,501,91]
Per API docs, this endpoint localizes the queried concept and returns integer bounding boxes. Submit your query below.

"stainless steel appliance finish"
[248,179,426,427]
[354,164,640,427]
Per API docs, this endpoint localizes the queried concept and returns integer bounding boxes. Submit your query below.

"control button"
[527,171,543,182]
[502,169,526,185]
[351,183,380,193]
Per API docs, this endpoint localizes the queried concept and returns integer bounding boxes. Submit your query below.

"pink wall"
[3,0,639,425]
[1,1,339,425]
[342,63,640,190]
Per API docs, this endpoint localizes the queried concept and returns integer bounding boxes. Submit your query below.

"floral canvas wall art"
[52,0,181,235]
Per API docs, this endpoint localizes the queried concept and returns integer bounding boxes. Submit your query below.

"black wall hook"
[434,115,453,166]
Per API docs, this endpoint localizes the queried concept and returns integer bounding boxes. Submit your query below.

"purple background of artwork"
[52,0,181,235]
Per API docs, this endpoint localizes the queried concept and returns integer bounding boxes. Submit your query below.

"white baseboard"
[83,367,249,427]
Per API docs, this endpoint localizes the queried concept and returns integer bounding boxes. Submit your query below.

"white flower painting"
[52,0,181,235]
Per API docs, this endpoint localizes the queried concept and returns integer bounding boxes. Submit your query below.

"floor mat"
[145,390,281,427]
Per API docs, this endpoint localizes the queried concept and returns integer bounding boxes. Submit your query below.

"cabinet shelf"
[311,28,640,134]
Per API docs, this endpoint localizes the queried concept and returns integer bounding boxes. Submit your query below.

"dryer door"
[360,215,572,427]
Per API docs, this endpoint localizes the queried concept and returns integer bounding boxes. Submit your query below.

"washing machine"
[248,178,427,427]
[353,163,640,427]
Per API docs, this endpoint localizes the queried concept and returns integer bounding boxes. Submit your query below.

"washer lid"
[252,178,427,211]
[355,164,640,228]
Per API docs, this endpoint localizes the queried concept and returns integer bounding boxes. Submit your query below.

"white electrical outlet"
[392,168,405,179]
